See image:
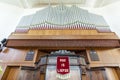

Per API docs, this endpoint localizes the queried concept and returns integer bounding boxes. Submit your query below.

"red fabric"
[56,56,70,75]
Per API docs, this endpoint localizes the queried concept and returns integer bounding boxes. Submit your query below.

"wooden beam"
[8,35,119,39]
[6,39,119,48]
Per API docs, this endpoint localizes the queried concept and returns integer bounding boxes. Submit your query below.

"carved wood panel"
[18,70,40,80]
[85,68,108,80]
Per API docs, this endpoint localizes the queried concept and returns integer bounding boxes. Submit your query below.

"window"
[89,49,99,61]
[25,50,35,61]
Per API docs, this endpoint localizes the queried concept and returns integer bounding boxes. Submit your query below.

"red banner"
[56,56,70,75]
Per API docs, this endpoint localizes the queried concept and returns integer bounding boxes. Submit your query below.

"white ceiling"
[0,0,120,8]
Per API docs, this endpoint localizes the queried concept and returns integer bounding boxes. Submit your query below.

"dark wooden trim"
[6,39,119,48]
[21,66,37,71]
[88,67,106,71]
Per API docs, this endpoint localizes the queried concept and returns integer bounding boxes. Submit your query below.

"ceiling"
[0,0,120,8]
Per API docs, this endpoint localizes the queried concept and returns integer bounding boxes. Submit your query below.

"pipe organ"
[16,5,110,33]
[0,5,120,80]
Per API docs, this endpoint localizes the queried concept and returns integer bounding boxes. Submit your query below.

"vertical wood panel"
[40,74,45,80]
[87,48,120,67]
[85,69,108,80]
[105,68,119,80]
[82,73,91,80]
[0,48,28,62]
[0,48,37,66]
[27,30,115,35]
[115,68,120,80]
[2,66,20,80]
[102,70,108,80]
[96,71,104,80]
[18,69,40,80]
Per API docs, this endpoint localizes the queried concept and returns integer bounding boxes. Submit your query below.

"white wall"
[99,2,120,38]
[0,3,45,41]
[83,1,120,38]
[0,3,23,41]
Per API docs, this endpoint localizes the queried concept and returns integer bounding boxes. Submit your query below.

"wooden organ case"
[0,5,120,80]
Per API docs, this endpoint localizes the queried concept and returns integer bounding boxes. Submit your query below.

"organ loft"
[0,4,120,80]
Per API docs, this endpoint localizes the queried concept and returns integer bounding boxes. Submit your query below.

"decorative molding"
[50,50,75,55]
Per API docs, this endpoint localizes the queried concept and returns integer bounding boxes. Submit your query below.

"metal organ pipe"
[16,5,110,32]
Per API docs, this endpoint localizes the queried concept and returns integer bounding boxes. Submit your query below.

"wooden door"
[2,66,20,80]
